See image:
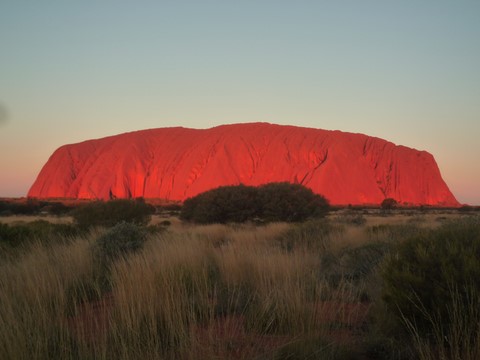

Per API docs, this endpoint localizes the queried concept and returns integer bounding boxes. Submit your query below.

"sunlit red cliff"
[28,123,459,206]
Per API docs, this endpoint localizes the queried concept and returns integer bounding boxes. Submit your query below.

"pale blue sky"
[1,1,479,204]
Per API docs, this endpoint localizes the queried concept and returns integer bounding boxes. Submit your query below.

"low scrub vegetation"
[181,182,329,223]
[381,198,398,210]
[0,220,79,251]
[0,205,477,359]
[382,217,480,359]
[71,198,155,229]
[0,199,71,216]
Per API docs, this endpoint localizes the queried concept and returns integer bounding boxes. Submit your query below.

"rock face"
[28,123,459,206]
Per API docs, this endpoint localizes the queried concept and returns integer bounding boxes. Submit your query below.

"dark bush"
[0,199,42,216]
[181,184,259,224]
[0,223,32,248]
[93,222,147,266]
[259,182,329,222]
[382,217,480,338]
[180,182,329,224]
[92,222,148,290]
[381,198,397,210]
[458,205,473,212]
[0,200,74,216]
[71,198,154,228]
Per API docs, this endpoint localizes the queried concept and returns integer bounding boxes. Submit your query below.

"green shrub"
[71,198,154,228]
[382,217,480,340]
[92,222,148,290]
[93,222,147,265]
[180,182,329,224]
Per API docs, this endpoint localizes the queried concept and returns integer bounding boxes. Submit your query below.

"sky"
[0,1,479,204]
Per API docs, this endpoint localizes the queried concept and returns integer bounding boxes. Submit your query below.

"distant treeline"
[0,199,72,216]
[1,193,476,218]
[0,198,182,217]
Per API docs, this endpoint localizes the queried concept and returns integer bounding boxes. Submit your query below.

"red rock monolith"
[28,123,459,206]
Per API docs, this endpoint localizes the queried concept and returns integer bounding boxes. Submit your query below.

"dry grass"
[401,284,480,360]
[0,236,93,358]
[0,211,477,359]
[0,221,368,359]
[327,209,468,228]
[0,214,73,224]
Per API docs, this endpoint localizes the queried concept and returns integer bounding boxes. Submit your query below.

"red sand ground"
[67,293,371,359]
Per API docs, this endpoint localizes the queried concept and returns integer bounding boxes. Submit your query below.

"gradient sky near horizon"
[1,1,479,204]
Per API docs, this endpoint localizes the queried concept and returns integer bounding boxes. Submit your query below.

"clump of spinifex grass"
[102,234,218,359]
[401,283,480,360]
[0,236,94,359]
